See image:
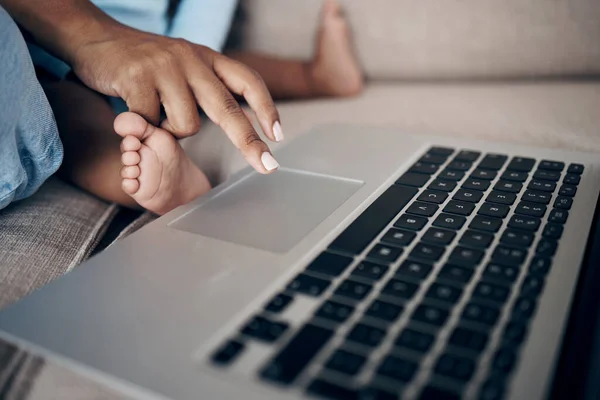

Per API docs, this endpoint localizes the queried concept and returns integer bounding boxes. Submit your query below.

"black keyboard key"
[421,153,449,164]
[433,213,466,230]
[508,215,541,231]
[536,238,558,257]
[520,275,545,296]
[242,316,288,342]
[471,169,497,180]
[558,184,577,197]
[419,386,460,400]
[514,201,547,218]
[539,160,565,171]
[395,328,435,353]
[455,150,481,162]
[478,377,506,400]
[366,300,404,322]
[426,283,463,305]
[506,157,535,172]
[478,202,510,218]
[448,246,485,267]
[376,355,418,383]
[347,323,386,347]
[396,172,430,187]
[410,162,439,175]
[412,304,449,327]
[501,170,529,182]
[335,280,373,301]
[331,185,418,254]
[367,244,403,264]
[265,293,293,313]
[462,178,490,191]
[512,296,537,321]
[359,387,396,400]
[307,252,354,277]
[444,200,475,216]
[460,230,494,249]
[494,180,523,194]
[462,302,500,326]
[533,169,561,182]
[351,262,389,281]
[548,208,569,224]
[211,340,244,365]
[454,189,483,203]
[382,278,419,300]
[479,154,508,170]
[261,324,333,384]
[554,196,573,210]
[418,190,448,204]
[396,260,433,281]
[447,160,472,171]
[429,179,457,192]
[429,147,454,156]
[449,326,489,352]
[492,348,516,374]
[492,245,527,266]
[381,228,416,247]
[484,263,519,284]
[438,264,474,284]
[407,201,439,217]
[528,180,556,192]
[435,353,475,382]
[486,191,516,205]
[470,216,503,232]
[410,242,446,262]
[315,301,355,323]
[422,227,456,246]
[529,257,552,276]
[394,214,428,231]
[307,379,357,400]
[567,163,584,175]
[503,321,527,345]
[288,274,330,297]
[473,282,509,304]
[501,229,534,248]
[325,349,367,376]
[439,169,465,181]
[542,223,564,240]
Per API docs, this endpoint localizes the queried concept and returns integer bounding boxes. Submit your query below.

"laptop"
[0,125,599,400]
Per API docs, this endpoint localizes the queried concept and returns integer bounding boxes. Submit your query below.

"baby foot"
[309,0,364,97]
[115,112,211,215]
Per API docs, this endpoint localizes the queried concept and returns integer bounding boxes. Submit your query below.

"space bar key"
[329,184,418,254]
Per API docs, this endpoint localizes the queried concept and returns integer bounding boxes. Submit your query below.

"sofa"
[0,0,599,398]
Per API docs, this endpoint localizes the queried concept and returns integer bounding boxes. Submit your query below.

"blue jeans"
[0,6,63,211]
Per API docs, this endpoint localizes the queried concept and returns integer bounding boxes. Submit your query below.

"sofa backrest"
[240,0,600,80]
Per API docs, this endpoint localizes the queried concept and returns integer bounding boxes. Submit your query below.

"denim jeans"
[0,6,63,211]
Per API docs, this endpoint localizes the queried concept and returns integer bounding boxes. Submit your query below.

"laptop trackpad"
[170,170,362,253]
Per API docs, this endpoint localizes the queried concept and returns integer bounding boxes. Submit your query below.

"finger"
[187,69,279,173]
[213,55,283,142]
[123,86,162,126]
[156,71,202,138]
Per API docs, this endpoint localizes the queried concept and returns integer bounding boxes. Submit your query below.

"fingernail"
[261,152,279,171]
[273,121,284,142]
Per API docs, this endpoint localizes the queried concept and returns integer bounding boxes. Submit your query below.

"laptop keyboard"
[209,147,584,399]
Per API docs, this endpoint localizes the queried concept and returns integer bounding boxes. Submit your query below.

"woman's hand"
[72,28,282,173]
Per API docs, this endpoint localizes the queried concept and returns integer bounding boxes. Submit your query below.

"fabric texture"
[0,6,63,211]
[240,0,600,80]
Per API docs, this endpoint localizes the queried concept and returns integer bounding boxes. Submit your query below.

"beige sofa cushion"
[241,0,600,79]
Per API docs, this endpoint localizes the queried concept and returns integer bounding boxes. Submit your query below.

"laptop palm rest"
[170,169,363,253]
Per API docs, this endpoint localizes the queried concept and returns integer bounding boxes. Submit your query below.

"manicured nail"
[261,152,279,171]
[273,121,284,142]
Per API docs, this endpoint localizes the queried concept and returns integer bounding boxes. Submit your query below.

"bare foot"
[115,112,211,215]
[309,0,364,97]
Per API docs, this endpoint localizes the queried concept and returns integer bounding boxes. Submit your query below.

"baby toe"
[120,135,142,152]
[122,151,141,166]
[122,178,140,195]
[121,165,141,179]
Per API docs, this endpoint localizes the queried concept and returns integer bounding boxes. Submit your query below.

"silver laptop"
[0,125,599,400]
